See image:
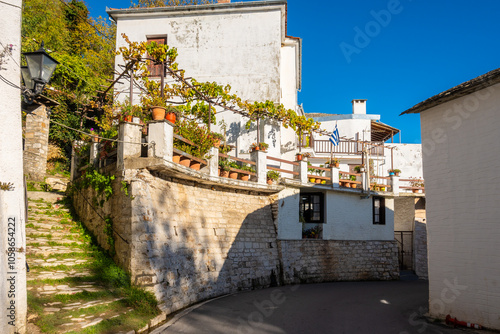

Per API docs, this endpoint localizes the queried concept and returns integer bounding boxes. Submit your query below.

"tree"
[22,0,116,157]
[131,0,216,8]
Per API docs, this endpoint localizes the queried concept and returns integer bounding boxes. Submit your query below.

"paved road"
[153,280,487,334]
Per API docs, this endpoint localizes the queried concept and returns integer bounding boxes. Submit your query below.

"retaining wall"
[72,168,399,315]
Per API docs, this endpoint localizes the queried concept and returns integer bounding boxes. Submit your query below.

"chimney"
[352,99,367,115]
[217,0,230,3]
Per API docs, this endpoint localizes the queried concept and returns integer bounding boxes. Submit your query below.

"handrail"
[307,174,330,180]
[173,147,207,164]
[267,156,299,166]
[371,175,391,180]
[219,153,256,165]
[339,171,361,177]
[268,166,299,176]
[228,167,256,176]
[173,133,198,147]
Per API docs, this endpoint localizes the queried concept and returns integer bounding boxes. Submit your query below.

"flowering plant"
[250,142,269,151]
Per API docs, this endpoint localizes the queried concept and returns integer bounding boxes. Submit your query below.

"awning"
[371,121,399,142]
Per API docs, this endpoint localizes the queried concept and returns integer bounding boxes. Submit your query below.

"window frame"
[146,35,168,78]
[299,192,325,224]
[373,196,386,225]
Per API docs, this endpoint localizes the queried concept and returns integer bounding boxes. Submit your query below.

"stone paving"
[26,191,134,333]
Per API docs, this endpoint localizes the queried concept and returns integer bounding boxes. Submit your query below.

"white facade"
[0,0,27,333]
[324,192,394,241]
[109,0,301,159]
[277,188,395,241]
[414,80,500,329]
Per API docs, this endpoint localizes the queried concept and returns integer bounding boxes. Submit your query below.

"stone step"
[26,231,81,238]
[35,283,106,296]
[26,238,83,245]
[28,191,65,204]
[29,258,89,268]
[27,246,86,256]
[27,270,92,281]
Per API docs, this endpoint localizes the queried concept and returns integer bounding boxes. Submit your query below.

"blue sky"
[85,0,500,144]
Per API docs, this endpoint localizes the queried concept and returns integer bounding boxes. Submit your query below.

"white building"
[306,99,423,181]
[108,0,301,160]
[401,67,500,329]
[0,0,27,333]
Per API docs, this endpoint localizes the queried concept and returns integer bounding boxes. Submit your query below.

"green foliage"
[22,0,116,165]
[174,118,217,158]
[267,170,280,181]
[80,168,115,207]
[218,158,230,172]
[103,216,115,256]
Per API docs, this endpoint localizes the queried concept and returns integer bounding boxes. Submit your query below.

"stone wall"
[127,169,280,314]
[413,219,428,279]
[24,104,50,181]
[72,167,400,316]
[280,240,399,283]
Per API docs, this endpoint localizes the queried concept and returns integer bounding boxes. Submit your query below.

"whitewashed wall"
[317,118,372,142]
[0,1,27,333]
[420,82,500,330]
[386,144,423,179]
[324,192,394,241]
[111,2,299,159]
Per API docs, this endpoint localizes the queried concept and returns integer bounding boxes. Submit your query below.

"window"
[300,193,324,224]
[300,192,324,239]
[373,196,385,225]
[146,35,168,77]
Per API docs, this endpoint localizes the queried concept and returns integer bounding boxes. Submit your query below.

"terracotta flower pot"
[412,189,420,193]
[179,156,191,167]
[229,171,239,179]
[315,178,321,184]
[172,153,181,164]
[334,162,340,168]
[151,106,166,120]
[267,179,273,185]
[190,161,201,171]
[240,174,249,181]
[395,172,400,176]
[351,183,357,189]
[296,154,303,161]
[166,112,176,123]
[345,182,351,188]
[220,170,229,178]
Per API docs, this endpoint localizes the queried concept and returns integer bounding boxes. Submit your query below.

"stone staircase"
[26,190,160,334]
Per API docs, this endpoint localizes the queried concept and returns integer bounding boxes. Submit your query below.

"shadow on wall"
[131,169,281,314]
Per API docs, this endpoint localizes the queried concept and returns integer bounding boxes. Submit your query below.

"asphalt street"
[151,280,490,334]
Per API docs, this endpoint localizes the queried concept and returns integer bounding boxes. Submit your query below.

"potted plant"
[250,142,269,152]
[228,160,240,179]
[326,158,340,168]
[239,164,255,181]
[354,165,365,173]
[149,96,166,120]
[409,177,424,193]
[296,152,303,161]
[393,169,401,176]
[218,159,230,178]
[350,174,357,189]
[165,106,177,123]
[267,170,280,185]
[212,132,224,148]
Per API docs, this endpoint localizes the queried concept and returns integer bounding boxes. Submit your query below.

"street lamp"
[21,42,59,103]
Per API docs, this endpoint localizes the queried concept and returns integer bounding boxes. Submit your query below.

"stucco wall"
[394,197,415,231]
[0,1,27,332]
[420,82,500,329]
[387,143,423,179]
[323,191,394,241]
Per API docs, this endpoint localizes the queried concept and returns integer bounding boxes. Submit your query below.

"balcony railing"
[300,139,385,156]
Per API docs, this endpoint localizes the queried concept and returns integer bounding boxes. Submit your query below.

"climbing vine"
[103,215,115,256]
